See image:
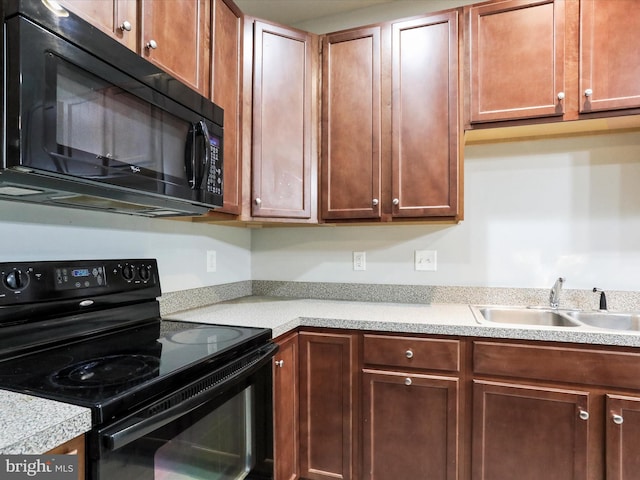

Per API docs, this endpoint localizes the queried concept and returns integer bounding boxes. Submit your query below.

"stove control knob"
[4,269,29,291]
[121,264,135,281]
[139,266,151,281]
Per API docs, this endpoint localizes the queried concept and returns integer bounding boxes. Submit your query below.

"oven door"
[92,345,276,480]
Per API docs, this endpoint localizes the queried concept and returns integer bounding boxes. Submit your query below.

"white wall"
[251,131,640,292]
[0,202,251,293]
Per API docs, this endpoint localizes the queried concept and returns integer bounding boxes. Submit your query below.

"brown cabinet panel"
[321,27,382,220]
[273,333,299,480]
[47,435,85,480]
[363,334,459,372]
[58,0,138,51]
[606,394,640,480]
[299,331,358,480]
[251,22,313,219]
[391,12,459,217]
[140,0,210,96]
[362,370,458,480]
[580,0,640,113]
[472,380,589,480]
[474,340,640,390]
[211,0,242,214]
[468,0,565,123]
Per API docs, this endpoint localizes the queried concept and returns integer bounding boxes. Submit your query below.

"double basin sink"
[471,306,640,332]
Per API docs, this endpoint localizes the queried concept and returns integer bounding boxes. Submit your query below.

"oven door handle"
[100,342,278,451]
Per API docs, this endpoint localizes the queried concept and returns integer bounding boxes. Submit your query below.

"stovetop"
[0,319,272,424]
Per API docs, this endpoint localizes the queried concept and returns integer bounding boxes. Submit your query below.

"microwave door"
[184,120,212,191]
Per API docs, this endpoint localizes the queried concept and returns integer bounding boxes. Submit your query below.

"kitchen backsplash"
[159,281,640,316]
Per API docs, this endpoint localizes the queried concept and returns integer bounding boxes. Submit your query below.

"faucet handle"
[593,288,607,311]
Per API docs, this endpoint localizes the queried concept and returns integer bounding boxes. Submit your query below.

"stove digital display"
[56,265,106,290]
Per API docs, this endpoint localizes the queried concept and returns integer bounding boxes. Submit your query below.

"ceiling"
[234,0,399,27]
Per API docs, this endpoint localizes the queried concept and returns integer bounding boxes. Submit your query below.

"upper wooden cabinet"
[466,0,566,124]
[321,11,461,222]
[211,0,243,215]
[321,26,382,220]
[249,21,317,221]
[140,0,211,97]
[579,0,640,113]
[58,0,138,51]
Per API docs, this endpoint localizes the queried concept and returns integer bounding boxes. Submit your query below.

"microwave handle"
[184,120,212,189]
[100,343,278,452]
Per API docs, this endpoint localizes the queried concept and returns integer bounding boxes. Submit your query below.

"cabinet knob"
[146,39,158,50]
[119,20,132,32]
[255,198,262,206]
[275,360,284,368]
[404,377,412,386]
[613,414,624,425]
[372,198,379,206]
[584,88,593,97]
[557,92,565,100]
[405,349,414,359]
[393,198,400,206]
[579,409,589,421]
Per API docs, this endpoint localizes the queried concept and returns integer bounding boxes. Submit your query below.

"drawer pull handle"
[404,377,412,386]
[613,414,624,425]
[405,349,413,359]
[579,409,589,421]
[275,360,284,368]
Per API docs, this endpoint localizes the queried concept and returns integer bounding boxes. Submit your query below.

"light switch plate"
[353,251,366,271]
[415,250,437,271]
[206,250,217,272]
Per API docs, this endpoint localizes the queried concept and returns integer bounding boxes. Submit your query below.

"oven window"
[154,387,253,480]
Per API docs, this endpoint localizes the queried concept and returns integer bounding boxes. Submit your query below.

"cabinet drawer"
[474,341,640,390]
[363,334,460,372]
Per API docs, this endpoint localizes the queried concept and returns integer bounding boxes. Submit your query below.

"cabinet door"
[299,332,358,480]
[252,22,313,219]
[606,394,640,480]
[467,0,565,123]
[211,0,242,215]
[58,0,138,51]
[274,333,299,480]
[580,0,640,113]
[362,370,458,480]
[473,381,589,480]
[321,27,382,220]
[391,12,459,218]
[140,0,210,96]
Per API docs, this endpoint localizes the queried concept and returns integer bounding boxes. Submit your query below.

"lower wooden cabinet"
[472,380,589,480]
[46,435,85,480]
[273,332,299,480]
[298,331,358,480]
[606,394,640,480]
[362,370,459,480]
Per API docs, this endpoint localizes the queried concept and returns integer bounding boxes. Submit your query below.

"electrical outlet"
[353,251,366,271]
[206,250,217,272]
[415,250,437,271]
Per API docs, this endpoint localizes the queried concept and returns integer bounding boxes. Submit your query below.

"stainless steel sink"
[565,311,640,331]
[473,306,581,327]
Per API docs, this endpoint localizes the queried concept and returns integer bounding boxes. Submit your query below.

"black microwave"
[0,0,223,217]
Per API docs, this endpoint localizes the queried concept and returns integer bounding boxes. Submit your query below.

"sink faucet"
[549,277,564,308]
[593,288,607,311]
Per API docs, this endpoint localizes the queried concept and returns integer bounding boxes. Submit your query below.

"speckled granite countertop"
[0,390,91,454]
[165,296,640,347]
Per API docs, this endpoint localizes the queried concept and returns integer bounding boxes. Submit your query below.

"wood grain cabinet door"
[273,333,299,480]
[467,0,566,123]
[140,0,211,96]
[391,12,459,218]
[321,27,382,220]
[580,0,640,113]
[472,380,589,480]
[251,22,313,219]
[606,394,640,480]
[299,331,358,480]
[211,0,243,215]
[58,0,138,52]
[362,370,458,480]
